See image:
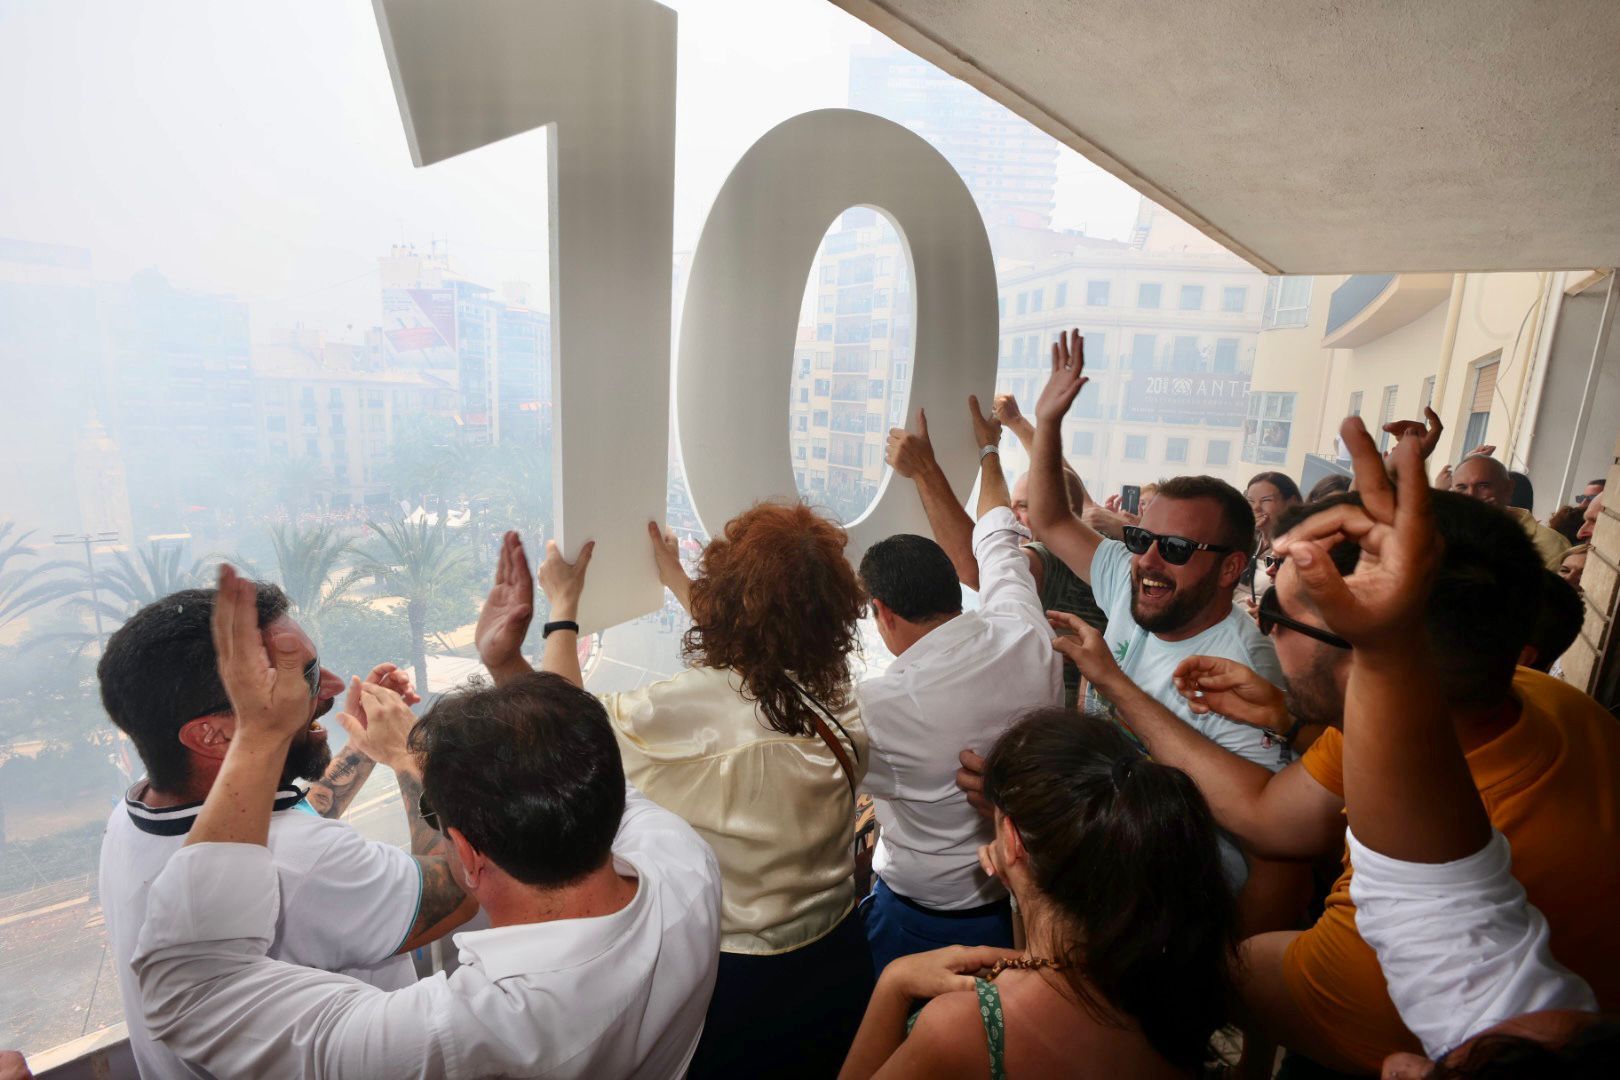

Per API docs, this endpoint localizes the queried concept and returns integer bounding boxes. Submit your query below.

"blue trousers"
[860,876,1014,977]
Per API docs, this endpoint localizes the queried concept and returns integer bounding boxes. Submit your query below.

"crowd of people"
[7,330,1618,1079]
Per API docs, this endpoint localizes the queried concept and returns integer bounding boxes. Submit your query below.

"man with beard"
[1022,329,1287,774]
[96,582,477,1079]
[1053,419,1620,1074]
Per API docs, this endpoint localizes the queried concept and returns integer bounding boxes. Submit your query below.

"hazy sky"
[0,0,1143,339]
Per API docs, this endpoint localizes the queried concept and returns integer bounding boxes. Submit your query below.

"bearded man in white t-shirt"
[962,330,1308,928]
[96,582,479,1079]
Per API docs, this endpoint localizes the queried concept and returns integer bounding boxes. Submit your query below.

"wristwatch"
[979,444,1000,462]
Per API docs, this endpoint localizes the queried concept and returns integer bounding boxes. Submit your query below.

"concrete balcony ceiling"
[827,0,1620,274]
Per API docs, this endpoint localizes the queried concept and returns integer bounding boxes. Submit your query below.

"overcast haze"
[0,0,1140,339]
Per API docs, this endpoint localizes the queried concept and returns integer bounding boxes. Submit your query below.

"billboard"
[1124,372,1251,426]
[382,287,456,368]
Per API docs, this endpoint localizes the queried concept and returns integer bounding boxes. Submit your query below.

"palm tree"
[0,522,82,636]
[263,523,365,629]
[355,519,475,691]
[63,542,209,625]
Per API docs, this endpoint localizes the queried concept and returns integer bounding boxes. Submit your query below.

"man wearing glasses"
[1019,329,1289,778]
[96,584,478,1080]
[127,567,722,1079]
[1055,419,1620,1075]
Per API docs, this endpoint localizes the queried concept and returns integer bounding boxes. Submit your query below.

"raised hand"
[335,679,419,773]
[211,564,312,749]
[364,661,421,706]
[1272,416,1441,647]
[885,408,937,479]
[647,521,690,594]
[1034,328,1089,424]
[968,395,1002,450]
[1381,406,1443,461]
[1171,655,1288,732]
[538,539,595,621]
[475,531,535,676]
[992,392,1023,426]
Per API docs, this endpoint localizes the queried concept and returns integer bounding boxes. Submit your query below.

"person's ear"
[1220,549,1249,588]
[447,827,482,891]
[997,811,1026,868]
[177,716,231,762]
[1516,644,1540,670]
[870,597,893,630]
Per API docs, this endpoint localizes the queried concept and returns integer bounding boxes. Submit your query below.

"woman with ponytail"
[841,708,1238,1078]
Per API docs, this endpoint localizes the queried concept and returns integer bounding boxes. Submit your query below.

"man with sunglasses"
[1064,418,1620,1074]
[1020,329,1288,779]
[127,566,723,1079]
[96,583,478,1080]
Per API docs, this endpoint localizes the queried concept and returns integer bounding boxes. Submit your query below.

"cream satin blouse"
[599,665,867,956]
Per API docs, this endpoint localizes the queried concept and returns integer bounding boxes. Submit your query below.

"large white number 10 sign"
[373,0,997,631]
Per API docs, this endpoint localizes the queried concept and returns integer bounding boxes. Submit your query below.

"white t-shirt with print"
[99,783,422,1079]
[1085,538,1290,770]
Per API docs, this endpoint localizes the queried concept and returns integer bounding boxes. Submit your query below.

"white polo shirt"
[857,506,1065,910]
[130,785,722,1080]
[99,783,422,1079]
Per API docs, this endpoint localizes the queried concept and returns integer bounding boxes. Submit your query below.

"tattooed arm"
[335,679,477,951]
[306,663,419,819]
[393,766,477,953]
[304,746,377,819]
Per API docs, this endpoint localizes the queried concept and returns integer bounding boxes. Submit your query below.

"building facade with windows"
[990,204,1266,498]
[252,335,460,509]
[1246,271,1558,495]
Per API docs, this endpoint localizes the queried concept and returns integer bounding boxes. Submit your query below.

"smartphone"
[1121,484,1141,516]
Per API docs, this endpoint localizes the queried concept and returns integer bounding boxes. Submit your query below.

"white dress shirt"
[1348,827,1598,1059]
[857,505,1064,909]
[132,786,723,1079]
[100,783,421,1080]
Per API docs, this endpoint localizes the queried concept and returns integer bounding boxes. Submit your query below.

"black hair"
[982,709,1236,1072]
[1155,475,1256,553]
[1246,471,1303,504]
[98,583,290,792]
[1306,474,1351,502]
[1526,570,1583,673]
[1287,491,1543,704]
[859,533,963,622]
[407,671,625,888]
[1509,471,1536,512]
[1433,1019,1620,1078]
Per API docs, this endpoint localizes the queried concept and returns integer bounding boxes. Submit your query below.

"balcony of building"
[1321,273,1453,349]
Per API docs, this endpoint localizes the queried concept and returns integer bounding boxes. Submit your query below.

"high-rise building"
[100,270,258,538]
[377,246,550,447]
[849,41,1060,231]
[0,238,109,537]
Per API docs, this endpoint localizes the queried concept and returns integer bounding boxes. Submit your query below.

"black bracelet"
[542,620,580,638]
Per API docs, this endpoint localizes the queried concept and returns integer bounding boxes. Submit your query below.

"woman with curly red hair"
[477,502,872,1079]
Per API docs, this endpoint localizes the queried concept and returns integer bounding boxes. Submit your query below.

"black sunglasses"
[1122,525,1236,566]
[418,789,443,833]
[1258,588,1351,650]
